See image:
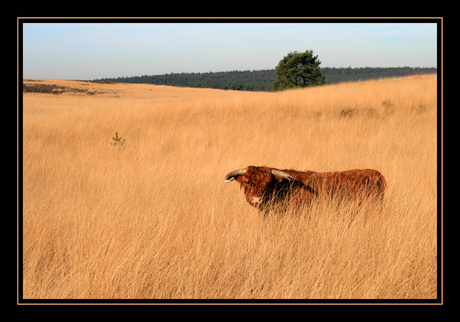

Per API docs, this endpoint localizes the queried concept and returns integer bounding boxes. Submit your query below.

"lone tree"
[273,50,326,91]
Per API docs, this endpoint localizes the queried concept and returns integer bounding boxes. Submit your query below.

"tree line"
[96,66,436,92]
[321,66,437,85]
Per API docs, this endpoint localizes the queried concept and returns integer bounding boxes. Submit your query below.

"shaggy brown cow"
[224,166,386,213]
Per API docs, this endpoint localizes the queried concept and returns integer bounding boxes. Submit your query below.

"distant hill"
[96,67,437,92]
[321,67,437,85]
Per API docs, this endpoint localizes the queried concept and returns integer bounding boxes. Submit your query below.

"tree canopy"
[273,50,326,91]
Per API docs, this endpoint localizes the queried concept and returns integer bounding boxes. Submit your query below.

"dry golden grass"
[22,75,438,300]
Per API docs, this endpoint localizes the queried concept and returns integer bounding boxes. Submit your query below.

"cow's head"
[224,166,294,206]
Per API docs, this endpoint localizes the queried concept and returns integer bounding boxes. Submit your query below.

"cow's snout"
[250,196,262,204]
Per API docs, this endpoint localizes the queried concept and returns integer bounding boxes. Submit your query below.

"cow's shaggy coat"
[225,166,386,214]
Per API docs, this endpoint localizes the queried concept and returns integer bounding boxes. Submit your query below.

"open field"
[22,75,438,299]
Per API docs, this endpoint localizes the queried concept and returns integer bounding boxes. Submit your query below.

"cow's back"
[307,169,386,200]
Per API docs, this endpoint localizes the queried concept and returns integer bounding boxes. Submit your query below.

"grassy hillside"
[22,75,438,299]
[96,67,437,91]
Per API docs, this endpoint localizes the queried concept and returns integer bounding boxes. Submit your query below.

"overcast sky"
[22,21,438,80]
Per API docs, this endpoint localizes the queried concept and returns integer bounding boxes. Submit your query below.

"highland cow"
[224,166,386,214]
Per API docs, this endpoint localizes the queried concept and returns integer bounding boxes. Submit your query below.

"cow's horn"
[271,169,294,181]
[224,169,246,183]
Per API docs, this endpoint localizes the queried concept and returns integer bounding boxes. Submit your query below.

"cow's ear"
[234,176,243,183]
[273,176,284,183]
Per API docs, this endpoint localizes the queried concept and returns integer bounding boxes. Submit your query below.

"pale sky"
[22,21,438,80]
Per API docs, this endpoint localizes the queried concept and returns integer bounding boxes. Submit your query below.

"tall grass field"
[21,75,438,299]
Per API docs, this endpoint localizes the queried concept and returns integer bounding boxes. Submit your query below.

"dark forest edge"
[95,67,437,92]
